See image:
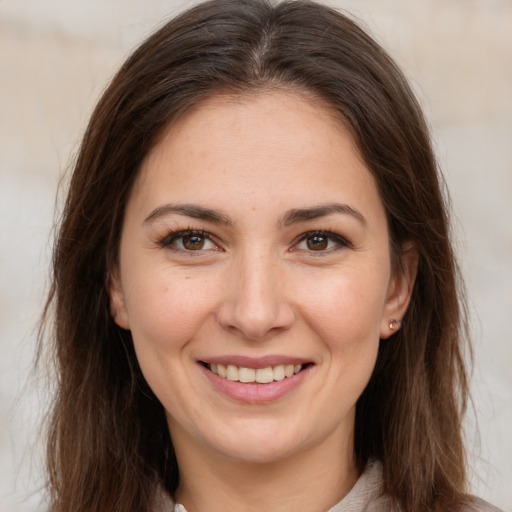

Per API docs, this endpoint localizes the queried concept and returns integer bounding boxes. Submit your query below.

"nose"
[216,250,295,341]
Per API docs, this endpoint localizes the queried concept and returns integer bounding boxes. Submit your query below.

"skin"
[109,91,417,512]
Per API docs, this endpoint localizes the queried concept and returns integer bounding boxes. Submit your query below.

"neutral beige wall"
[1,1,510,510]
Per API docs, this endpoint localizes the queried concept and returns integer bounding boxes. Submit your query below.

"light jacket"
[155,460,503,512]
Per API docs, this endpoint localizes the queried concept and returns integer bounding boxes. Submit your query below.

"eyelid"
[157,228,350,254]
[159,229,219,252]
[292,230,352,252]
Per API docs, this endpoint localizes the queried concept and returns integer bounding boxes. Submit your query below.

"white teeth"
[238,367,255,383]
[208,363,304,383]
[217,363,227,378]
[255,367,273,384]
[226,364,238,381]
[273,365,285,381]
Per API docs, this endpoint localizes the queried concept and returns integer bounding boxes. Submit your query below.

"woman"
[40,0,502,511]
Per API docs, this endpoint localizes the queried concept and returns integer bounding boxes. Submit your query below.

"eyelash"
[159,229,216,253]
[293,230,352,253]
[159,229,351,254]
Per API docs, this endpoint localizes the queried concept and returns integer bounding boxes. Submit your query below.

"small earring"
[389,319,401,331]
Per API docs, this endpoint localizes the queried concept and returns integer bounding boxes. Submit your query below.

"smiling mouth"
[203,363,310,384]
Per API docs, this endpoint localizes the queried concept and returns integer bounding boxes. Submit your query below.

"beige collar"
[157,459,389,512]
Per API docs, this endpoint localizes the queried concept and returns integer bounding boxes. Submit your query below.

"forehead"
[129,90,384,226]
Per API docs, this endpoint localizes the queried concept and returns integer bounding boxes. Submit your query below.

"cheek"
[124,272,222,413]
[124,269,220,354]
[286,270,385,431]
[299,271,387,334]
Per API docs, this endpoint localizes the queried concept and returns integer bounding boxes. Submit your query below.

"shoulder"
[152,490,175,512]
[346,461,506,512]
[462,496,505,512]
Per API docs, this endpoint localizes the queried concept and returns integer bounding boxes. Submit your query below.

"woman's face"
[109,91,415,465]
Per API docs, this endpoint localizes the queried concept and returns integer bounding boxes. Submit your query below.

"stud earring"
[389,319,401,330]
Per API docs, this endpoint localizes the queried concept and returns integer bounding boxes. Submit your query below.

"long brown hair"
[41,1,471,510]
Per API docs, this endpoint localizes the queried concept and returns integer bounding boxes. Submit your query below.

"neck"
[172,427,359,512]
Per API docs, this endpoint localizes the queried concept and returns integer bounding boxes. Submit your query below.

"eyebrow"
[143,201,366,227]
[143,203,232,226]
[280,203,366,227]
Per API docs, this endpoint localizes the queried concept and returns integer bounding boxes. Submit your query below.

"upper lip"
[200,355,312,368]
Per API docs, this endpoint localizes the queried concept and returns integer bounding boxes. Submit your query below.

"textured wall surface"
[1,1,510,510]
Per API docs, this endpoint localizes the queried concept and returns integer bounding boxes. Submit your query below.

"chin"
[206,419,320,464]
[218,439,302,464]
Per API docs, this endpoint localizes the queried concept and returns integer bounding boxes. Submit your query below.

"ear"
[107,266,131,330]
[380,242,418,339]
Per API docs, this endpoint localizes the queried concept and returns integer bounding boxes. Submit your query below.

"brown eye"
[293,230,350,253]
[306,234,329,251]
[161,230,217,252]
[182,234,206,250]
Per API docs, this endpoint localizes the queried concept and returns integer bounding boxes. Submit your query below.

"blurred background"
[0,0,510,510]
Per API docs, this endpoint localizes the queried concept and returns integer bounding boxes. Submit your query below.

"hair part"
[41,1,472,510]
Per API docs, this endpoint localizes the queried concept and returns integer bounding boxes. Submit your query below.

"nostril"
[216,299,295,342]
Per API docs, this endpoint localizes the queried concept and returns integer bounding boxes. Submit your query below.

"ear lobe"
[107,267,130,330]
[380,242,418,339]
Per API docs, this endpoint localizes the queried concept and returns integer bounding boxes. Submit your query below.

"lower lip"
[199,364,312,404]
